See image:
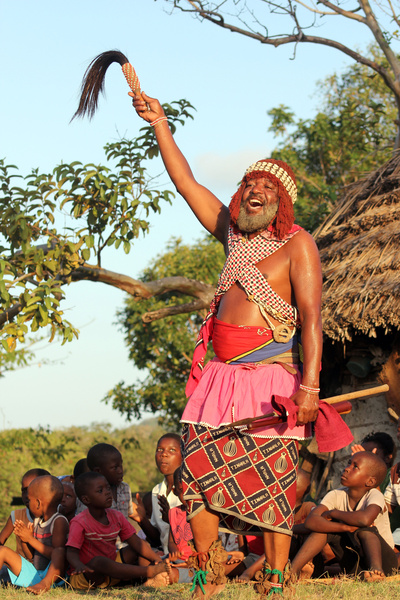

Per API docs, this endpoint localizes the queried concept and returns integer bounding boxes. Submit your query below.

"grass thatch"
[314,151,400,341]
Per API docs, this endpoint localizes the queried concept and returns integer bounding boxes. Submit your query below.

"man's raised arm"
[131,92,230,245]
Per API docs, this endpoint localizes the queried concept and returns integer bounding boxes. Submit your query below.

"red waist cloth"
[212,319,273,363]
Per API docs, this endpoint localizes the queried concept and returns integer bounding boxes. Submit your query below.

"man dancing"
[132,92,322,597]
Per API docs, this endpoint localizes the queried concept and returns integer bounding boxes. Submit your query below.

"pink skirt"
[181,357,311,440]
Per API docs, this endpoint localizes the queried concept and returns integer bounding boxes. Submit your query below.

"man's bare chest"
[252,244,291,288]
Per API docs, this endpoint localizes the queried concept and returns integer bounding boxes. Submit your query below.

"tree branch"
[296,0,366,21]
[0,303,23,327]
[142,299,210,323]
[358,0,400,79]
[70,264,216,305]
[171,1,400,103]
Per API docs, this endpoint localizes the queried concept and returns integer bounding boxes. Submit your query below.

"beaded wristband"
[150,116,168,127]
[299,384,320,395]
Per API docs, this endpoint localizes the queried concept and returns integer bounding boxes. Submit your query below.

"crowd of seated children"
[290,452,397,582]
[1,447,178,593]
[3,424,399,594]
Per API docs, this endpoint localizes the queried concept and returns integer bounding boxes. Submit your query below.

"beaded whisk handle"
[121,62,141,96]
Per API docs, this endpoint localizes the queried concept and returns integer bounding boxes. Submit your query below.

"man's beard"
[236,201,279,233]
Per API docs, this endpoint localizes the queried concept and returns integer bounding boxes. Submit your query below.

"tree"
[166,0,400,146]
[104,235,225,426]
[0,100,201,361]
[269,51,396,229]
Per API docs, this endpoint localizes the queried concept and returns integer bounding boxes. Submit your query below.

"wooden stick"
[230,384,389,428]
[323,384,388,405]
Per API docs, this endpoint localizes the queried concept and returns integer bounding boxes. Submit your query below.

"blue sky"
[0,0,373,430]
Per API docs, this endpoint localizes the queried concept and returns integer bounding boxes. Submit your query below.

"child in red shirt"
[66,472,171,589]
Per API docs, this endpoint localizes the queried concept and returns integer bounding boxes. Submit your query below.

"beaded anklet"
[268,569,284,596]
[190,569,208,594]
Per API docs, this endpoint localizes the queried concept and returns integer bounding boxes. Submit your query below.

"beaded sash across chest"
[185,224,302,397]
[210,225,301,326]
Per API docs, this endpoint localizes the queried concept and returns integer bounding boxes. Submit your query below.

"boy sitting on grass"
[0,475,68,592]
[290,451,397,581]
[0,468,50,570]
[66,471,171,589]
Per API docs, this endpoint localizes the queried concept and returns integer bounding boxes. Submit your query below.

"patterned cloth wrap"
[182,424,298,536]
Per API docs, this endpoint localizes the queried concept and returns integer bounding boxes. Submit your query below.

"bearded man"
[133,92,322,598]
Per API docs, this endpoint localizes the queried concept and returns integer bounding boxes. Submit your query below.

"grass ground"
[0,578,400,600]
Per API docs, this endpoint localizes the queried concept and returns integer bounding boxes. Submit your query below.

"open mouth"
[249,197,263,208]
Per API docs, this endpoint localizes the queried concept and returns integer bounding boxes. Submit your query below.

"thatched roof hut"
[303,157,400,492]
[314,151,400,343]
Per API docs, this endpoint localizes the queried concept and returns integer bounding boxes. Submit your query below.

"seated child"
[66,472,172,589]
[132,433,182,553]
[0,468,50,563]
[73,457,89,481]
[0,475,68,593]
[352,431,395,492]
[168,468,193,562]
[58,481,77,523]
[168,468,244,583]
[76,444,134,525]
[291,452,397,582]
[136,492,153,541]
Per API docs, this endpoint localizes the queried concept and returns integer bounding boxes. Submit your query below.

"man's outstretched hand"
[130,91,164,124]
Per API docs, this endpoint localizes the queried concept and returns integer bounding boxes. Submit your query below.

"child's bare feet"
[360,569,385,582]
[163,558,179,584]
[147,560,169,579]
[26,580,51,595]
[234,572,252,584]
[299,561,314,580]
[144,571,170,587]
[227,551,245,564]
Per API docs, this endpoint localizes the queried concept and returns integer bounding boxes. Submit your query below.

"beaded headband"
[245,160,297,204]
